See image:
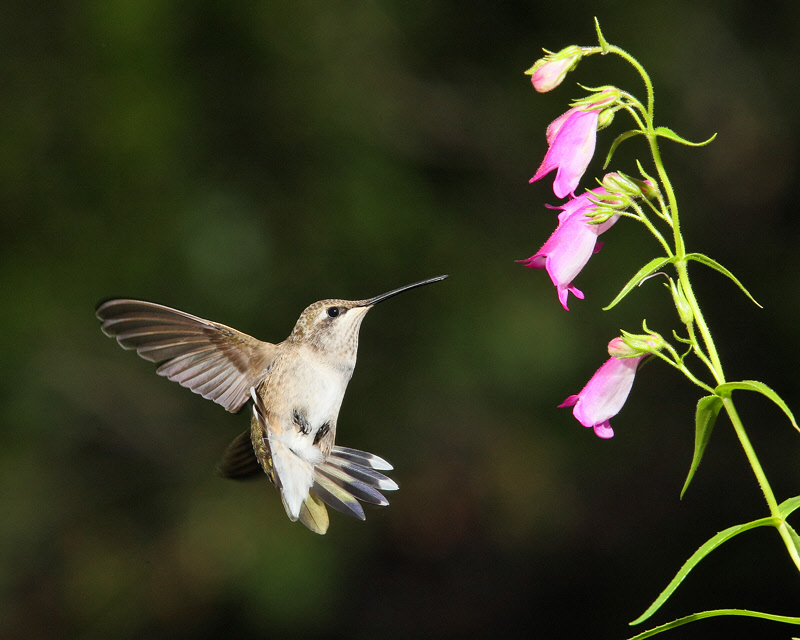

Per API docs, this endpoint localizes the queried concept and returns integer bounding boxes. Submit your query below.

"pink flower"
[526,46,583,93]
[559,345,644,438]
[530,107,599,199]
[530,89,618,199]
[518,188,619,310]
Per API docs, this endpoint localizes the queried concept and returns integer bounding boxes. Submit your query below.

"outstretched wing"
[96,299,278,413]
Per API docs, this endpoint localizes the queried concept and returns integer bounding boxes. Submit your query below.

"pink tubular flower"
[559,345,644,439]
[530,107,599,199]
[530,89,619,199]
[517,188,619,310]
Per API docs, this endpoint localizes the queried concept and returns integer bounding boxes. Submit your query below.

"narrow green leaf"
[628,609,800,639]
[715,380,799,434]
[603,256,674,310]
[685,253,762,307]
[783,522,800,555]
[778,495,800,519]
[603,129,644,168]
[630,517,778,625]
[680,395,723,498]
[654,126,717,147]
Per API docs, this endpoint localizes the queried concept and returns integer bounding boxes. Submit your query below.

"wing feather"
[96,299,278,412]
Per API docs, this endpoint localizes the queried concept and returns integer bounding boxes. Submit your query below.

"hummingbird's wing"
[216,430,262,480]
[96,299,278,413]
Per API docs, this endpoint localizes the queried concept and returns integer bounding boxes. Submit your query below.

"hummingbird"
[95,275,448,534]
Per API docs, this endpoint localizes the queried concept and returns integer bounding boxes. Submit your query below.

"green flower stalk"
[520,18,800,638]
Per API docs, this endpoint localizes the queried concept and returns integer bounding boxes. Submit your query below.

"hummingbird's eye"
[326,306,340,318]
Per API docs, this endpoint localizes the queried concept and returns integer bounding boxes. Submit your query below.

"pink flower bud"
[607,337,639,358]
[526,46,583,93]
[609,332,663,358]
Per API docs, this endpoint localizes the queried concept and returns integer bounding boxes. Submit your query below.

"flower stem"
[674,259,725,384]
[607,46,654,122]
[722,397,800,572]
[608,39,800,574]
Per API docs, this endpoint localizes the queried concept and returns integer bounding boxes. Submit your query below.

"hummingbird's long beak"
[359,275,449,307]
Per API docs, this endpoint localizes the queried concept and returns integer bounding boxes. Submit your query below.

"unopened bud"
[669,280,694,325]
[602,172,640,198]
[597,108,615,130]
[609,331,665,358]
[640,179,660,200]
[602,172,661,203]
[525,45,583,93]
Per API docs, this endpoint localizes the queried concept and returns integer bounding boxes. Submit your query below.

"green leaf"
[630,516,779,625]
[685,253,762,307]
[715,380,799,435]
[778,495,800,519]
[604,256,674,310]
[783,521,800,555]
[654,126,717,147]
[603,129,644,168]
[628,609,800,639]
[680,395,723,498]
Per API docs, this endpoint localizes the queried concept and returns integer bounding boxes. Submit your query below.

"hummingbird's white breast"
[266,346,356,519]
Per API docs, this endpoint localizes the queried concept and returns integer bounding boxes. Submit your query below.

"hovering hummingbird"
[96,275,448,534]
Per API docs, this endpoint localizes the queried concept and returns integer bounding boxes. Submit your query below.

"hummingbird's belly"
[270,357,349,462]
[288,361,346,421]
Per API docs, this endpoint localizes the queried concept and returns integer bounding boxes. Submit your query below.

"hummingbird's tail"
[298,447,398,534]
[315,447,397,507]
[219,435,400,535]
[224,387,400,534]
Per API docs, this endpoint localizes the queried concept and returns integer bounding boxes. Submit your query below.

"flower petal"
[593,421,614,439]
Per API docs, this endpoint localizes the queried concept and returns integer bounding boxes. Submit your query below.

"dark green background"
[2,2,799,638]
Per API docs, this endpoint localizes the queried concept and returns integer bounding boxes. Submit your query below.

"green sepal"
[594,17,610,53]
[603,129,644,168]
[715,380,799,434]
[603,256,674,310]
[680,395,723,498]
[685,253,761,307]
[654,126,717,147]
[629,516,779,626]
[628,608,800,639]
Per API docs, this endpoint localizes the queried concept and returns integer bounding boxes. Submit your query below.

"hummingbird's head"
[288,275,449,363]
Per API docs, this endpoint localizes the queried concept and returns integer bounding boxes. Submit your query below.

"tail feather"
[312,475,366,521]
[316,465,389,506]
[323,455,399,491]
[328,445,394,471]
[304,445,399,526]
[298,492,330,535]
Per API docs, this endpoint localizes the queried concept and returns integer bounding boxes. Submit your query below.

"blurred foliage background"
[2,1,800,638]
